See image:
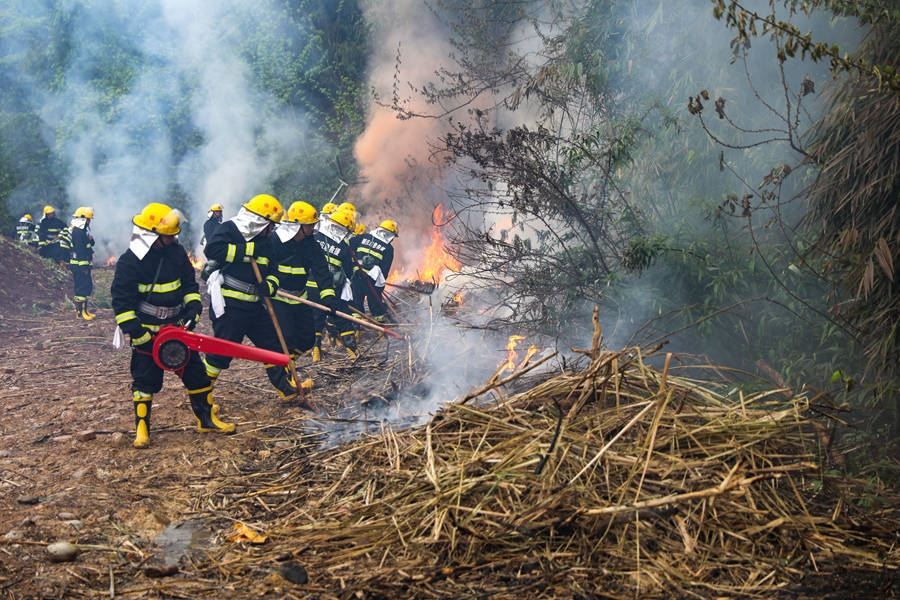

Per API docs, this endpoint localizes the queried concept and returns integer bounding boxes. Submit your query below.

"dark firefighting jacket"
[111,242,202,347]
[311,230,356,298]
[17,221,38,246]
[272,234,336,305]
[37,215,66,257]
[204,220,277,309]
[350,231,394,276]
[69,226,94,268]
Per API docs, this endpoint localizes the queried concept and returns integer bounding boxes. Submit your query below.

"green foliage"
[710,0,900,91]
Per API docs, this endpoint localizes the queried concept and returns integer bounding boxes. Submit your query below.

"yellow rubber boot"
[189,387,236,434]
[75,300,96,321]
[266,365,298,401]
[133,391,152,449]
[78,298,96,320]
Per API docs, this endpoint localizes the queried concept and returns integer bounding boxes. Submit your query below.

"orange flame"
[500,335,539,374]
[105,256,117,267]
[504,335,526,371]
[389,204,460,284]
[188,253,204,271]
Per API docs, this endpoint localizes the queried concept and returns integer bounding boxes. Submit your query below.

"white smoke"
[3,0,322,262]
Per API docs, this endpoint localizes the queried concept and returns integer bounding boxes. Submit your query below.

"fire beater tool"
[274,289,404,339]
[385,280,436,295]
[152,324,290,373]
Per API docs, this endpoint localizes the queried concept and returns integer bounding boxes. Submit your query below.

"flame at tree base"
[388,205,460,286]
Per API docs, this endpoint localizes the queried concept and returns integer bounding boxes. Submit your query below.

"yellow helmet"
[379,219,399,236]
[285,201,319,224]
[209,203,223,212]
[22,214,33,222]
[329,207,355,229]
[43,205,56,215]
[337,201,356,214]
[133,202,181,235]
[321,202,337,215]
[354,223,367,235]
[243,194,283,223]
[74,206,94,219]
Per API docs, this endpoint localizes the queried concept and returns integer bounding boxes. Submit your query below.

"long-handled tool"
[249,257,311,407]
[328,179,349,204]
[274,289,404,339]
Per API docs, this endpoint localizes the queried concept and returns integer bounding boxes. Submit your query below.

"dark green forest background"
[2,1,898,463]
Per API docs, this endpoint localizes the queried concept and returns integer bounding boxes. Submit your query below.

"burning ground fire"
[388,204,460,286]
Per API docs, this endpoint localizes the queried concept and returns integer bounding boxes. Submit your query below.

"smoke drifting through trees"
[2,0,325,261]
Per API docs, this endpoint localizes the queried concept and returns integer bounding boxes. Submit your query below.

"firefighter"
[271,201,339,371]
[309,205,358,361]
[16,214,39,247]
[201,203,224,248]
[202,194,299,400]
[350,219,398,323]
[69,206,96,320]
[37,205,67,262]
[111,202,235,448]
[314,202,337,234]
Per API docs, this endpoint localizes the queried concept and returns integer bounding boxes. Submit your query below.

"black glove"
[321,294,340,314]
[200,260,219,282]
[359,254,376,270]
[179,303,202,331]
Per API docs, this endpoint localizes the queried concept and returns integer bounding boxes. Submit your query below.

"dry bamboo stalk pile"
[175,320,899,599]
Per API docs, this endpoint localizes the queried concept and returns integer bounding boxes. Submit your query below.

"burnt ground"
[0,235,411,598]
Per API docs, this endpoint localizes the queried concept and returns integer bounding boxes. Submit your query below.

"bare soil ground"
[0,236,408,598]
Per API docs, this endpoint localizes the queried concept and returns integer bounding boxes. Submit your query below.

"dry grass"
[153,310,900,599]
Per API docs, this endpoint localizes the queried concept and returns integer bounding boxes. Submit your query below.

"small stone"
[58,512,77,520]
[77,430,97,442]
[16,495,40,505]
[46,541,79,562]
[0,449,13,458]
[278,561,308,585]
[4,530,23,541]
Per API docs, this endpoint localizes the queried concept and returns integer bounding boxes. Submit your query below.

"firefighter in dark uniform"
[350,219,398,322]
[309,205,358,361]
[17,214,39,247]
[111,202,235,448]
[202,194,299,400]
[37,205,67,262]
[68,206,96,320]
[201,203,223,248]
[272,201,339,368]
